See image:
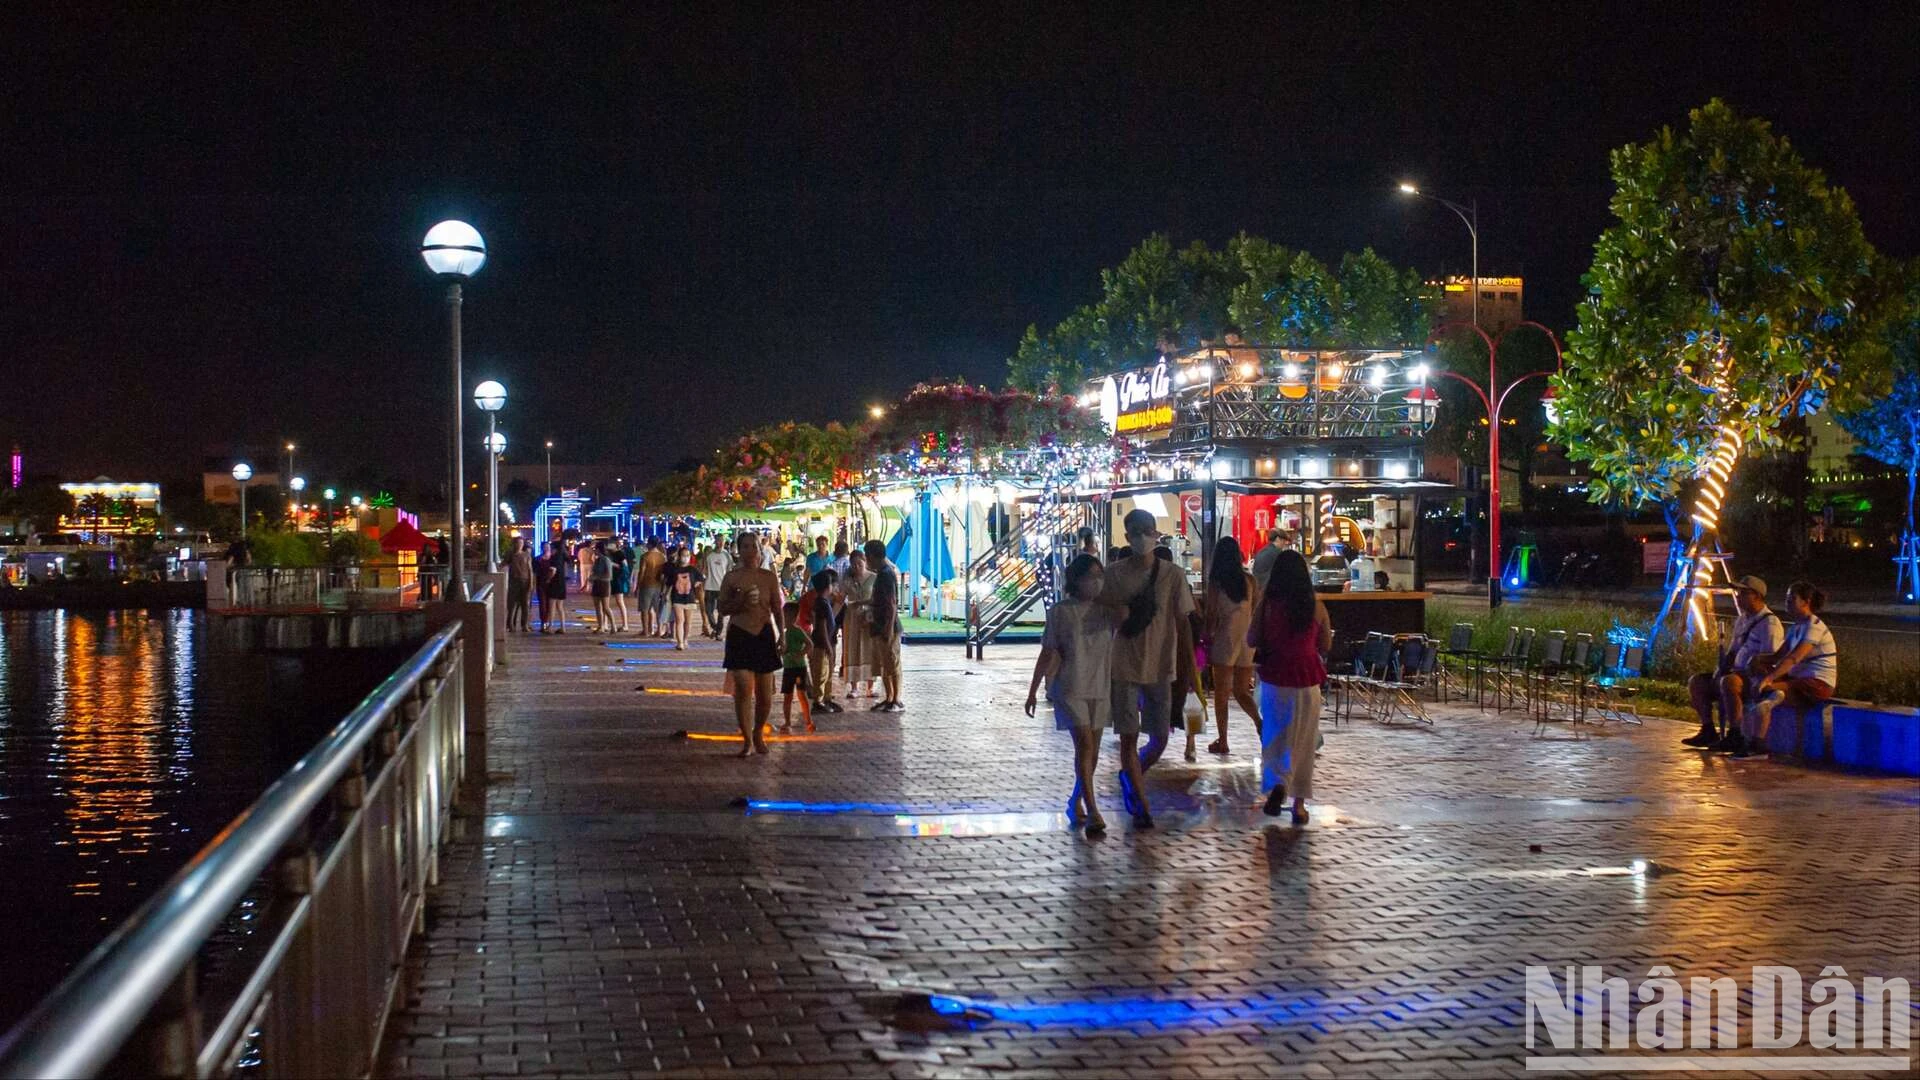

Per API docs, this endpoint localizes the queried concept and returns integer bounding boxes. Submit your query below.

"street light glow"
[323,488,336,500]
[485,431,507,454]
[421,220,487,278]
[473,379,507,412]
[1398,182,1419,194]
[869,404,886,420]
[290,476,306,492]
[231,463,252,482]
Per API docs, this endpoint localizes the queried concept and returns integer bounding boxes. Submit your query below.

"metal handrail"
[0,620,466,1078]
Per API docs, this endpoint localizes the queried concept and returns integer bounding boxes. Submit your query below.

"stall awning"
[378,519,432,553]
[1218,478,1455,495]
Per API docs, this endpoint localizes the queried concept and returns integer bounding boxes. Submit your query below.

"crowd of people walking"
[504,529,908,756]
[1026,512,1326,834]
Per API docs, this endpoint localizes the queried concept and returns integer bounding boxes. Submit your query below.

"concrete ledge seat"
[1765,698,1920,776]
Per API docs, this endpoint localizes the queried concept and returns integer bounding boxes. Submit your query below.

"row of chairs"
[1432,623,1646,734]
[1326,632,1437,727]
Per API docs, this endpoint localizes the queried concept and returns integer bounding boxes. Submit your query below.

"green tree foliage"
[1551,99,1892,509]
[0,481,76,534]
[1835,262,1920,539]
[1008,234,1436,391]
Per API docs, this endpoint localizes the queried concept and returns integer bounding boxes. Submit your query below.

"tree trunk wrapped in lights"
[1549,99,1896,642]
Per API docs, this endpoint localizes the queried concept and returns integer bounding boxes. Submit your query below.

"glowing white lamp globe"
[231,463,253,482]
[485,431,507,454]
[290,476,307,492]
[473,379,507,412]
[421,220,487,279]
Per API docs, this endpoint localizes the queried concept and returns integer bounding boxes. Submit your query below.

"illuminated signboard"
[1097,359,1175,439]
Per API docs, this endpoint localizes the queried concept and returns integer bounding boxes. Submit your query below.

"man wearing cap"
[1097,508,1195,829]
[1250,527,1294,594]
[1683,575,1783,749]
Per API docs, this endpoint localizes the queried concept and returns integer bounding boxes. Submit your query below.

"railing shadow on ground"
[0,619,469,1079]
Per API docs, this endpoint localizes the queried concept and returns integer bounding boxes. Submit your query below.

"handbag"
[1119,560,1162,638]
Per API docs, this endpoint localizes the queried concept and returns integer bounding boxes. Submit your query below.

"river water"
[0,609,415,1032]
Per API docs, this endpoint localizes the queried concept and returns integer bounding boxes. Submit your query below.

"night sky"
[4,6,1916,487]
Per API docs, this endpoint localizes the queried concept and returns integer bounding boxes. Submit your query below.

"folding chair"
[1485,627,1536,713]
[1589,643,1646,724]
[1524,631,1567,718]
[1435,622,1479,703]
[1364,636,1435,726]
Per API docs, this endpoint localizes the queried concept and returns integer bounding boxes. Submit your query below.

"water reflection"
[0,610,410,1031]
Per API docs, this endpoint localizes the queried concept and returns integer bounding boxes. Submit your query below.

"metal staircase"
[965,499,1094,657]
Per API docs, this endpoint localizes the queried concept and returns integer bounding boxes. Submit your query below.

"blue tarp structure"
[884,491,955,586]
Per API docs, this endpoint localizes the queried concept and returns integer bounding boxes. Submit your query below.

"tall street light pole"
[545,440,554,496]
[231,463,253,539]
[323,488,337,549]
[1425,320,1562,608]
[1399,183,1478,330]
[475,380,507,574]
[284,442,297,490]
[289,475,307,527]
[422,220,487,602]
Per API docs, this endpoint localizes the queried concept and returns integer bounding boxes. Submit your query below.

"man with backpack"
[1098,509,1195,829]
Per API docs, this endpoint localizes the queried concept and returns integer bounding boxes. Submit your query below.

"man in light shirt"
[1683,575,1782,749]
[1097,509,1195,830]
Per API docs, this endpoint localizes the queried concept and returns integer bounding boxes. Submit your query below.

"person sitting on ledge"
[1684,575,1781,751]
[1732,580,1838,761]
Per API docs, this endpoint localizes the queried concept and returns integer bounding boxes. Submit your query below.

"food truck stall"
[1087,341,1450,649]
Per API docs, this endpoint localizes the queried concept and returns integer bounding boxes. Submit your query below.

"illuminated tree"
[1549,100,1892,636]
[1835,263,1920,598]
[1008,234,1434,391]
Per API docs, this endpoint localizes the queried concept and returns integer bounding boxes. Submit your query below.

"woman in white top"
[1737,581,1838,760]
[1025,554,1118,836]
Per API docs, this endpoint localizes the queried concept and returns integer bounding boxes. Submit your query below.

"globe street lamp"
[422,219,487,601]
[323,487,337,547]
[290,475,307,527]
[231,462,253,538]
[474,379,507,573]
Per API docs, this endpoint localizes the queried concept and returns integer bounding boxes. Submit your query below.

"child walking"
[778,601,814,734]
[1024,554,1117,835]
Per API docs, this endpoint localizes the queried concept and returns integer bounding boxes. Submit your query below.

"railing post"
[130,966,202,1079]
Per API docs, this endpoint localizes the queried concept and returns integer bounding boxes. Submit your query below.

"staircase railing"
[966,500,1091,654]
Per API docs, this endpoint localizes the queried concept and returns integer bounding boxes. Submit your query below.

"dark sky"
[3,6,1916,487]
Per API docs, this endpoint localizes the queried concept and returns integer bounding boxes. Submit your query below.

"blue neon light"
[1510,577,1520,586]
[602,642,679,650]
[746,799,916,815]
[920,992,1327,1029]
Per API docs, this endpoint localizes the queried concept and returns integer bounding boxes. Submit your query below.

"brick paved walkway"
[379,621,1920,1078]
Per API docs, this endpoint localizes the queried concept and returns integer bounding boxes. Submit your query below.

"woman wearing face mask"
[1025,554,1119,836]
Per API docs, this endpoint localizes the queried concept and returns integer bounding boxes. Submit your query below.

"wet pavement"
[379,615,1920,1077]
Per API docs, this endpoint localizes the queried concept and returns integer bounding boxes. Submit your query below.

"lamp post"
[474,380,507,573]
[1399,183,1478,330]
[289,476,306,527]
[1425,320,1562,607]
[422,219,487,601]
[284,442,297,488]
[544,439,554,496]
[231,463,253,538]
[323,487,337,548]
